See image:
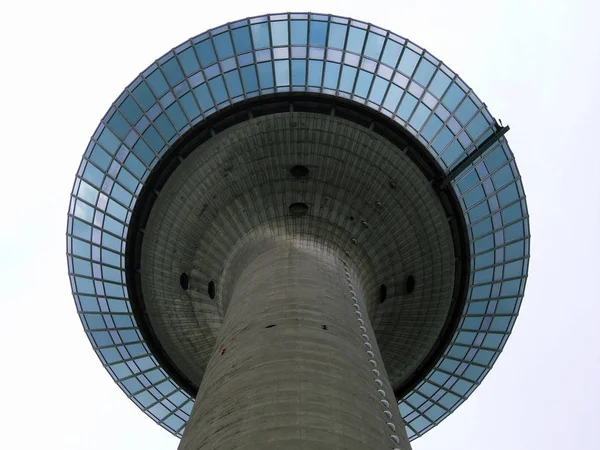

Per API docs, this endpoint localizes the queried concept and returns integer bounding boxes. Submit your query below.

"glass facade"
[66,13,529,440]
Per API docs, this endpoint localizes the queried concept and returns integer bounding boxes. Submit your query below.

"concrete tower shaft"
[178,240,410,449]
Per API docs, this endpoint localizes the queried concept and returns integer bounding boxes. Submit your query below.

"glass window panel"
[328,23,347,49]
[271,21,288,46]
[177,48,200,76]
[291,20,308,45]
[195,39,217,67]
[133,139,154,165]
[432,127,453,154]
[421,114,443,140]
[251,23,270,49]
[483,333,503,349]
[154,114,176,140]
[131,81,155,111]
[456,97,477,125]
[368,76,387,104]
[383,83,402,112]
[257,61,274,89]
[232,27,252,54]
[213,32,234,59]
[307,60,323,86]
[485,146,508,172]
[120,96,143,125]
[354,70,373,97]
[441,140,464,167]
[179,92,200,120]
[364,32,385,59]
[102,248,121,267]
[492,164,514,188]
[74,200,94,223]
[240,65,259,92]
[466,112,489,139]
[124,153,145,178]
[107,111,130,140]
[323,62,340,89]
[497,183,518,207]
[117,167,138,192]
[381,39,402,68]
[83,163,104,188]
[397,93,418,120]
[309,20,328,46]
[146,70,169,97]
[89,145,111,171]
[72,238,91,258]
[398,48,419,76]
[161,58,184,86]
[491,316,511,332]
[442,83,465,112]
[166,101,187,130]
[224,70,243,97]
[274,60,290,86]
[208,76,228,103]
[339,65,357,92]
[429,70,451,98]
[414,59,436,86]
[505,240,525,260]
[291,59,306,85]
[409,103,430,130]
[346,27,366,53]
[456,169,479,193]
[193,83,215,110]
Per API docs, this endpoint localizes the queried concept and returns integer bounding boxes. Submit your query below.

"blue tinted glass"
[107,111,129,139]
[291,59,306,85]
[213,32,234,59]
[251,23,270,49]
[398,48,419,76]
[308,60,323,86]
[179,92,200,120]
[117,168,138,192]
[177,48,200,76]
[193,83,215,110]
[504,221,524,241]
[154,114,176,140]
[232,27,252,54]
[485,146,508,172]
[146,70,169,96]
[240,65,259,92]
[165,102,186,130]
[464,185,485,208]
[421,114,443,140]
[224,70,243,97]
[432,127,453,153]
[497,183,518,207]
[381,40,402,67]
[505,241,525,260]
[354,70,373,97]
[466,112,489,139]
[274,60,289,86]
[257,61,274,89]
[364,32,384,59]
[271,21,288,46]
[131,82,155,111]
[414,59,435,86]
[90,145,111,170]
[142,126,164,152]
[474,234,494,253]
[492,165,513,187]
[328,23,347,48]
[290,20,307,45]
[471,217,492,238]
[383,83,402,111]
[457,169,479,193]
[397,93,417,120]
[120,97,143,124]
[468,201,490,222]
[309,20,328,46]
[195,40,217,66]
[83,163,104,188]
[339,65,357,92]
[124,153,145,178]
[442,83,465,111]
[346,27,366,53]
[323,62,340,89]
[429,70,451,98]
[441,140,464,166]
[208,76,228,103]
[161,58,184,86]
[369,76,387,104]
[456,97,477,124]
[409,103,430,130]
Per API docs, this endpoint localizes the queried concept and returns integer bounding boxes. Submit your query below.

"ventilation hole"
[179,272,189,290]
[290,165,309,178]
[405,275,415,294]
[289,202,309,217]
[379,284,387,303]
[208,280,216,299]
[389,181,396,189]
[265,324,276,329]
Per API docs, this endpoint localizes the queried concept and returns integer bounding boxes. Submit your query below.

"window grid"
[66,12,529,441]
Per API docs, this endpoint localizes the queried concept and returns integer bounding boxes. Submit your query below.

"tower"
[66,13,529,449]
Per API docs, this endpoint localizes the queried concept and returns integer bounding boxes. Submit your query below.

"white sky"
[1,0,599,449]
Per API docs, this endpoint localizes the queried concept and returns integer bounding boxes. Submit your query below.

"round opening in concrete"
[289,202,309,217]
[208,280,216,299]
[180,273,189,290]
[290,165,309,178]
[379,284,387,303]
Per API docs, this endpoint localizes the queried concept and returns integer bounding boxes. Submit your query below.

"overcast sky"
[1,0,599,449]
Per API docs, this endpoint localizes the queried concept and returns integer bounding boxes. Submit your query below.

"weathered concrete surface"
[178,240,411,450]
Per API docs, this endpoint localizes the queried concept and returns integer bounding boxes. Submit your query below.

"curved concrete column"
[179,240,410,450]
